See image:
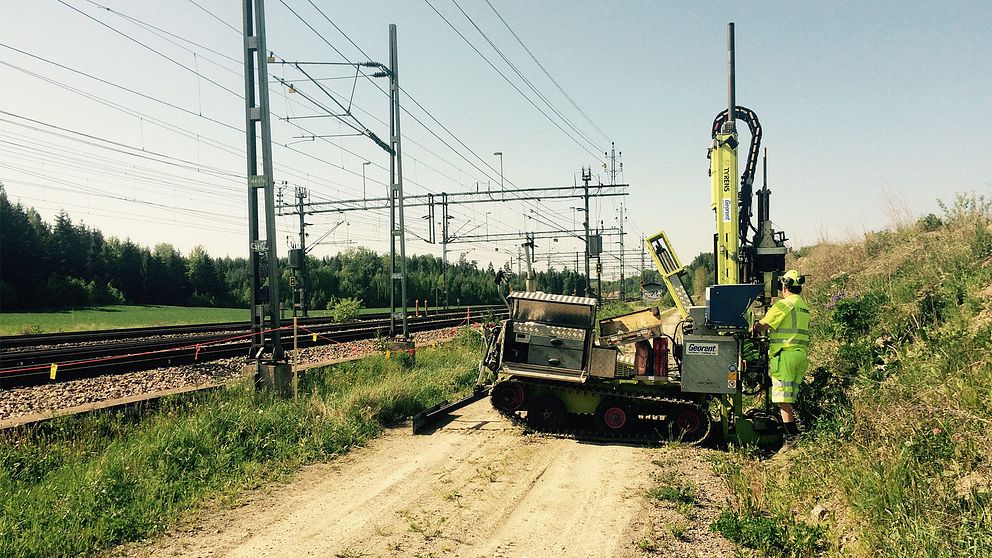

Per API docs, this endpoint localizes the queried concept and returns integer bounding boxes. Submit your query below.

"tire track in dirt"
[125,399,733,558]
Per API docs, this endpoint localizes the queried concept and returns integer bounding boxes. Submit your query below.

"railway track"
[0,307,505,389]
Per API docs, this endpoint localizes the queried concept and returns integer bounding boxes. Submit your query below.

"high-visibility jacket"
[759,293,810,354]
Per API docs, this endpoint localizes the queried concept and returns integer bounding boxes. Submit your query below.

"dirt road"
[129,399,734,558]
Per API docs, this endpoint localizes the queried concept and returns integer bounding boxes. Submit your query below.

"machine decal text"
[685,342,719,356]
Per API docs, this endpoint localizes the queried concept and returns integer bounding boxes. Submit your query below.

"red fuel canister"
[635,340,653,375]
[652,337,669,377]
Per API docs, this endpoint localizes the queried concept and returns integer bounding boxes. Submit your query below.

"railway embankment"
[713,195,992,557]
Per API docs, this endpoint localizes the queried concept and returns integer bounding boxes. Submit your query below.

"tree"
[187,245,222,305]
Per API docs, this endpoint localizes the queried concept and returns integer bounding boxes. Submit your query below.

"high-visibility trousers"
[769,349,808,404]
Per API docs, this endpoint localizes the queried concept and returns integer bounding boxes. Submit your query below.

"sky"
[1,1,990,281]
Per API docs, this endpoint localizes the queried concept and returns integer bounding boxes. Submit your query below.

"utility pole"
[242,0,282,361]
[596,223,602,302]
[619,202,625,301]
[640,233,646,284]
[494,151,504,200]
[296,186,309,317]
[441,192,450,309]
[604,141,622,185]
[388,24,409,339]
[362,161,370,209]
[582,167,592,299]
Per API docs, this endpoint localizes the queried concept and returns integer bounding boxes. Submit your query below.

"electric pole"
[619,202,625,301]
[242,0,282,361]
[582,167,592,299]
[296,186,309,317]
[441,192,450,309]
[388,24,409,339]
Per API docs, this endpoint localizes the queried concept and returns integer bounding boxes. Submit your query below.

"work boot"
[777,421,800,453]
[778,433,799,453]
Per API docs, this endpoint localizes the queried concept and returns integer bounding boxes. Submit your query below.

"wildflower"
[952,433,964,443]
[932,427,941,435]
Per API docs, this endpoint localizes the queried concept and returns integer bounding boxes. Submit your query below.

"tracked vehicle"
[476,23,791,446]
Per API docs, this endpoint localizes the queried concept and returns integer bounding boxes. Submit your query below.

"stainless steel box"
[680,334,738,394]
[589,346,618,378]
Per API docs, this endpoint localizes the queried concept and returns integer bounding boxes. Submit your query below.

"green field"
[0,304,484,335]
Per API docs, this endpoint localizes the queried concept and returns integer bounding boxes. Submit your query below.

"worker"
[751,269,810,450]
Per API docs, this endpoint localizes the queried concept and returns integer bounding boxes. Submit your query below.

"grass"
[0,329,482,557]
[0,304,485,335]
[713,194,992,557]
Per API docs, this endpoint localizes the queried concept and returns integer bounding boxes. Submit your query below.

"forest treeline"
[0,187,592,311]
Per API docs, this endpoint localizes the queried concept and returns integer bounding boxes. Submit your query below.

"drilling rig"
[424,23,791,447]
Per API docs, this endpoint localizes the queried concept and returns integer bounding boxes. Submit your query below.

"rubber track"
[491,377,713,446]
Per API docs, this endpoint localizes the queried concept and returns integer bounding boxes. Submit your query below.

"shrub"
[829,290,887,337]
[710,509,824,557]
[919,213,942,231]
[330,297,363,322]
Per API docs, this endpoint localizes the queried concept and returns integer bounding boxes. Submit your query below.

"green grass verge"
[714,194,992,557]
[0,304,486,335]
[0,329,482,557]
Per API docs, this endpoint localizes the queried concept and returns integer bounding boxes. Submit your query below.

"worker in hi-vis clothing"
[751,269,810,450]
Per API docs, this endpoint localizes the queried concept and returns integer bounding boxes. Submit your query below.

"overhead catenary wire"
[423,0,603,161]
[448,0,603,154]
[16,1,588,265]
[483,0,610,143]
[282,0,580,238]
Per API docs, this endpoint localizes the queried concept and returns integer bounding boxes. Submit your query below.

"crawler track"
[491,378,713,445]
[0,308,505,388]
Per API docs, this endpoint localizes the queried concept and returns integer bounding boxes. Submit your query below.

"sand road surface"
[129,399,734,558]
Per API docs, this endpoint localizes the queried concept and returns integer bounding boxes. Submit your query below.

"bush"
[45,275,89,307]
[829,290,887,337]
[919,213,942,231]
[87,281,125,305]
[710,508,824,557]
[329,297,363,322]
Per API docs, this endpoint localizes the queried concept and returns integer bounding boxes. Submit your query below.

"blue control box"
[705,284,764,329]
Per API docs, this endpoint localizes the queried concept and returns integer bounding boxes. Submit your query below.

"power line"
[423,0,602,160]
[449,0,603,153]
[483,0,610,143]
[57,0,244,99]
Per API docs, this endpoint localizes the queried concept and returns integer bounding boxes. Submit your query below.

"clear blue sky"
[1,1,989,279]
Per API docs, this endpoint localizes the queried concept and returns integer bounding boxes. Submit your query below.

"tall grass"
[717,194,992,557]
[0,329,482,557]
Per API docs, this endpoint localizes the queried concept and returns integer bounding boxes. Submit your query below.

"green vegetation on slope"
[715,194,992,557]
[0,330,482,557]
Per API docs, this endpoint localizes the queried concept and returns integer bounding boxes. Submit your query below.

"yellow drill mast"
[711,22,740,286]
[711,127,740,286]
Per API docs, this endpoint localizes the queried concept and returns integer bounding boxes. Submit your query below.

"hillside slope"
[719,194,992,557]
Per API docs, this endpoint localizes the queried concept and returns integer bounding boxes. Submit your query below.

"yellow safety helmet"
[780,269,805,287]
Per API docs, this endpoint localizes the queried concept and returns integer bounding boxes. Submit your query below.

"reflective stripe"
[771,380,797,387]
[768,294,811,353]
[770,337,809,347]
[773,328,809,335]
